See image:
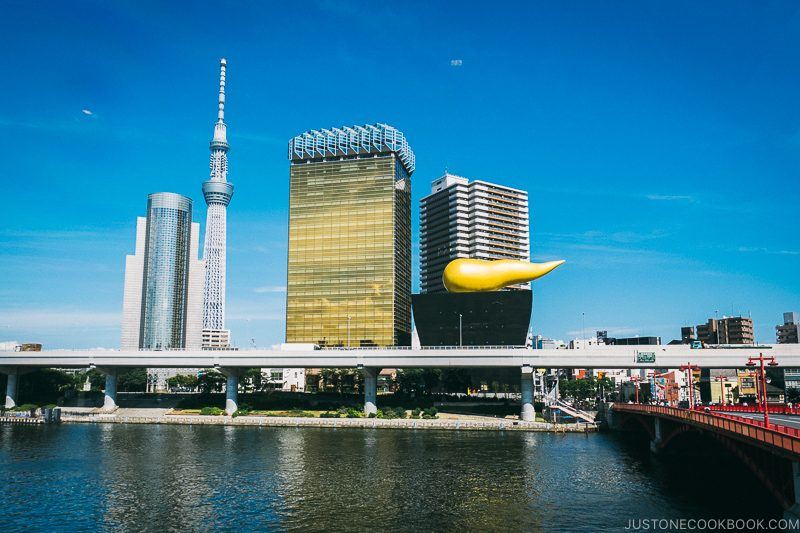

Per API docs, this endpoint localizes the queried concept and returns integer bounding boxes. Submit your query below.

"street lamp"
[747,353,778,427]
[347,315,351,348]
[458,313,463,347]
[680,362,700,409]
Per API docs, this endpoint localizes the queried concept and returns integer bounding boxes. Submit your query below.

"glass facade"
[140,193,193,349]
[286,154,412,347]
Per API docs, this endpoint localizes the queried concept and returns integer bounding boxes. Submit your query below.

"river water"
[0,424,781,531]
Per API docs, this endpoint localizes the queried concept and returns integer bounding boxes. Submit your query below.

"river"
[0,424,782,531]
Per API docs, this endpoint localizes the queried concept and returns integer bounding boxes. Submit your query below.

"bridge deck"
[612,403,800,459]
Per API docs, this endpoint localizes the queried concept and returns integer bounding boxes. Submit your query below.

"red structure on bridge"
[611,403,800,516]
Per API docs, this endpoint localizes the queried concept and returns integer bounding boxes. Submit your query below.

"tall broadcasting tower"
[201,58,234,345]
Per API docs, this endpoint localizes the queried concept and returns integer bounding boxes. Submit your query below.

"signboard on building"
[636,351,656,364]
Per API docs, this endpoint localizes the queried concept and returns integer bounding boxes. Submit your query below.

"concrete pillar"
[4,369,18,409]
[521,366,535,422]
[650,417,663,454]
[363,367,378,416]
[102,369,118,411]
[785,462,800,527]
[221,369,239,415]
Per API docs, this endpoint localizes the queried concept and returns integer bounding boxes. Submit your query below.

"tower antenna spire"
[217,58,226,121]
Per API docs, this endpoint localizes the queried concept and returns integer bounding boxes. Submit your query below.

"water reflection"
[0,425,783,531]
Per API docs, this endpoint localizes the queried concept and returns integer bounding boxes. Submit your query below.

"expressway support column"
[98,368,118,411]
[362,367,378,417]
[650,417,663,454]
[220,368,240,415]
[521,366,535,422]
[2,367,19,409]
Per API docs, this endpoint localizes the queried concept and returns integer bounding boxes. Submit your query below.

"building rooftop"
[288,123,415,175]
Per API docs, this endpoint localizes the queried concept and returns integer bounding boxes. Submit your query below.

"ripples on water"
[0,424,781,531]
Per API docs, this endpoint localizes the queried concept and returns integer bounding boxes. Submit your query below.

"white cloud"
[450,59,463,67]
[646,194,695,202]
[81,109,93,116]
[253,285,286,293]
[737,246,800,256]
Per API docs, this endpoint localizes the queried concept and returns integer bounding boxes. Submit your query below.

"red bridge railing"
[706,404,800,415]
[612,403,800,456]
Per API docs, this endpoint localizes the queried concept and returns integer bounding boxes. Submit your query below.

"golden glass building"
[286,124,414,347]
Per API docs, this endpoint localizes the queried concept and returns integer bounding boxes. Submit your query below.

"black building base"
[412,290,532,347]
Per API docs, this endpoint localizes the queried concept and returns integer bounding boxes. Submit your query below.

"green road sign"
[636,351,656,364]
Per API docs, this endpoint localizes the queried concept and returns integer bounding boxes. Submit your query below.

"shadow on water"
[0,424,785,532]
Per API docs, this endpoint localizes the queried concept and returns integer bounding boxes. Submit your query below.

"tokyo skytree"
[201,58,234,346]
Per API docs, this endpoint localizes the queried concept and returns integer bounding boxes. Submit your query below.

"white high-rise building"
[201,58,234,348]
[419,173,530,293]
[120,193,204,391]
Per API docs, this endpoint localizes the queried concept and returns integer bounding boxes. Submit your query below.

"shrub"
[12,404,38,412]
[393,407,406,419]
[346,407,362,418]
[288,409,315,418]
[200,406,224,416]
[232,408,251,418]
[320,411,337,418]
[336,406,349,416]
[368,412,377,418]
[411,408,422,417]
[422,407,438,419]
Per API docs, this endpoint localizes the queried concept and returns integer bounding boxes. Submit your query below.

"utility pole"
[714,375,728,406]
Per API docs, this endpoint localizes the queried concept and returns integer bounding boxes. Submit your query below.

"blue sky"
[1,1,799,348]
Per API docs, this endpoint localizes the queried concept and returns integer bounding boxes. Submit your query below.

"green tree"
[118,368,147,392]
[239,368,263,392]
[198,369,226,394]
[441,369,473,393]
[86,369,106,391]
[559,377,598,403]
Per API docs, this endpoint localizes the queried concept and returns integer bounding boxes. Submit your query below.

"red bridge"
[610,403,800,519]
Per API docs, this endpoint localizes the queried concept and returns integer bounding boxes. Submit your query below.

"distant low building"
[262,368,306,392]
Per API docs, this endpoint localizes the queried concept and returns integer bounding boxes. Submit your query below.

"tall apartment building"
[120,193,204,390]
[695,316,755,345]
[419,173,529,294]
[285,124,414,347]
[777,312,800,344]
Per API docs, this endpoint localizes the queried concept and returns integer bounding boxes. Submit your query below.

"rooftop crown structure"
[201,58,234,348]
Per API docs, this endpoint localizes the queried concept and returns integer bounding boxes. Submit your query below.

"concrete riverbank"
[60,410,597,432]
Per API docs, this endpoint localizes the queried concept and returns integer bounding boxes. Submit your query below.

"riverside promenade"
[59,409,596,433]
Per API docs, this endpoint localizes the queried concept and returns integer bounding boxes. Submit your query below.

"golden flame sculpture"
[442,258,565,293]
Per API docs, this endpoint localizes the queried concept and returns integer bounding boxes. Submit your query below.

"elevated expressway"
[2,344,800,418]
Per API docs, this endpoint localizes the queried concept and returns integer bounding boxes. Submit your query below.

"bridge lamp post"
[747,353,778,427]
[629,375,642,404]
[680,362,700,410]
[346,315,351,348]
[458,314,463,347]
